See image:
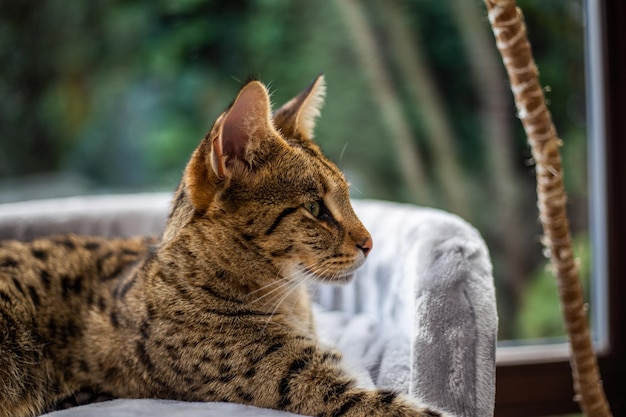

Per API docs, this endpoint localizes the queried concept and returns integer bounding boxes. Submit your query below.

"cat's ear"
[184,80,276,211]
[272,74,326,139]
[211,80,277,178]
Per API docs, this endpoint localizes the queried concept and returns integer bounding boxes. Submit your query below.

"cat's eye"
[305,201,321,218]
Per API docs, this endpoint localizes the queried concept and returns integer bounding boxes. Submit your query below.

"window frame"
[494,1,626,415]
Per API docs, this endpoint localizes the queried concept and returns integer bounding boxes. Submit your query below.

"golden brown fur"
[0,76,447,417]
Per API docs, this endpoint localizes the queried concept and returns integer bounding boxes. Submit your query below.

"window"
[0,1,623,415]
[494,1,626,415]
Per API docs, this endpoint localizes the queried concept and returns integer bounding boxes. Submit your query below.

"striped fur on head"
[164,75,372,285]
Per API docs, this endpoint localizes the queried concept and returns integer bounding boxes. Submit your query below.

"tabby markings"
[378,389,398,405]
[323,381,352,403]
[27,286,41,307]
[136,341,156,373]
[78,360,90,374]
[0,257,18,268]
[0,290,11,304]
[265,207,299,235]
[164,344,182,361]
[321,351,342,364]
[138,320,150,340]
[328,392,366,417]
[204,308,276,317]
[218,364,236,383]
[270,245,293,257]
[277,356,309,408]
[11,278,25,296]
[241,233,256,242]
[53,238,76,250]
[101,265,125,282]
[84,242,101,251]
[200,282,245,304]
[39,270,52,289]
[59,319,82,344]
[60,276,78,299]
[86,289,95,306]
[109,311,119,328]
[31,248,48,261]
[248,341,285,366]
[235,386,255,403]
[117,274,137,299]
[97,296,107,312]
[47,318,57,335]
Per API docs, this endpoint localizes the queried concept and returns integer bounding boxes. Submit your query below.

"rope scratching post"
[483,1,612,416]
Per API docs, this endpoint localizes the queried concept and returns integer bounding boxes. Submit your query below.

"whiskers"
[339,142,348,163]
[245,274,293,305]
[303,261,356,284]
[348,181,364,197]
[261,274,309,332]
[244,261,350,332]
[245,267,310,332]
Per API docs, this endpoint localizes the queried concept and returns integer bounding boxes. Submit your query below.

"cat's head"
[165,76,372,284]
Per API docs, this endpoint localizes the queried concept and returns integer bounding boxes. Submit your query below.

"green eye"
[306,201,321,217]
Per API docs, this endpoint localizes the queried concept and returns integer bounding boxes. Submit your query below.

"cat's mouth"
[300,265,358,284]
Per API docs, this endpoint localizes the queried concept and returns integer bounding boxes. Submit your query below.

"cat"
[0,75,448,417]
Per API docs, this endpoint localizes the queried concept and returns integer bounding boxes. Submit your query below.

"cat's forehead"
[284,145,347,188]
[246,149,345,203]
[270,161,326,199]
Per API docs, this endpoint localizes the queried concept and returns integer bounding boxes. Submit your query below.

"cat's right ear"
[210,81,276,179]
[184,80,276,210]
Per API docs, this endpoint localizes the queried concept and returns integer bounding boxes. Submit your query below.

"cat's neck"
[139,231,310,323]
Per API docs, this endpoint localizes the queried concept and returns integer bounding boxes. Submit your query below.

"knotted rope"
[483,1,612,416]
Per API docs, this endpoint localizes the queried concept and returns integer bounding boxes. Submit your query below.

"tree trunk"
[334,0,432,205]
[372,0,468,217]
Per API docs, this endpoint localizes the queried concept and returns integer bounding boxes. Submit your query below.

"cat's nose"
[356,236,373,256]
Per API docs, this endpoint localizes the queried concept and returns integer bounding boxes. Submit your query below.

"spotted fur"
[0,76,449,417]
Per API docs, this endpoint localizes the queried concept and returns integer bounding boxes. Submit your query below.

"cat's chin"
[323,272,356,285]
[298,267,357,285]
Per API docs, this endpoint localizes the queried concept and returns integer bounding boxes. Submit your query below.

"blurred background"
[0,0,587,343]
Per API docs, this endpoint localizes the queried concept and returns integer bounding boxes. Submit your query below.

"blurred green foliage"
[0,0,588,341]
[517,234,590,340]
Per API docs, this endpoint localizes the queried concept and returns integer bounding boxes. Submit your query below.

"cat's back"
[0,234,153,417]
[0,234,150,315]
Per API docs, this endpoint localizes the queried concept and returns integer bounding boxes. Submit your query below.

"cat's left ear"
[272,74,326,139]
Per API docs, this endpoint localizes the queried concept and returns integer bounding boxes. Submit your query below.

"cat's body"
[0,77,447,417]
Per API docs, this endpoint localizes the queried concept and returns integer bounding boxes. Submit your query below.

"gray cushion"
[0,194,497,417]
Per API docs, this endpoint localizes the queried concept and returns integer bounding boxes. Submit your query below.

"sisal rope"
[483,1,612,416]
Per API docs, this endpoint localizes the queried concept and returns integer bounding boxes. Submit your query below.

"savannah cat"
[0,76,448,417]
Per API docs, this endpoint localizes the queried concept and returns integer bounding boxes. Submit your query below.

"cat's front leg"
[247,337,449,417]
